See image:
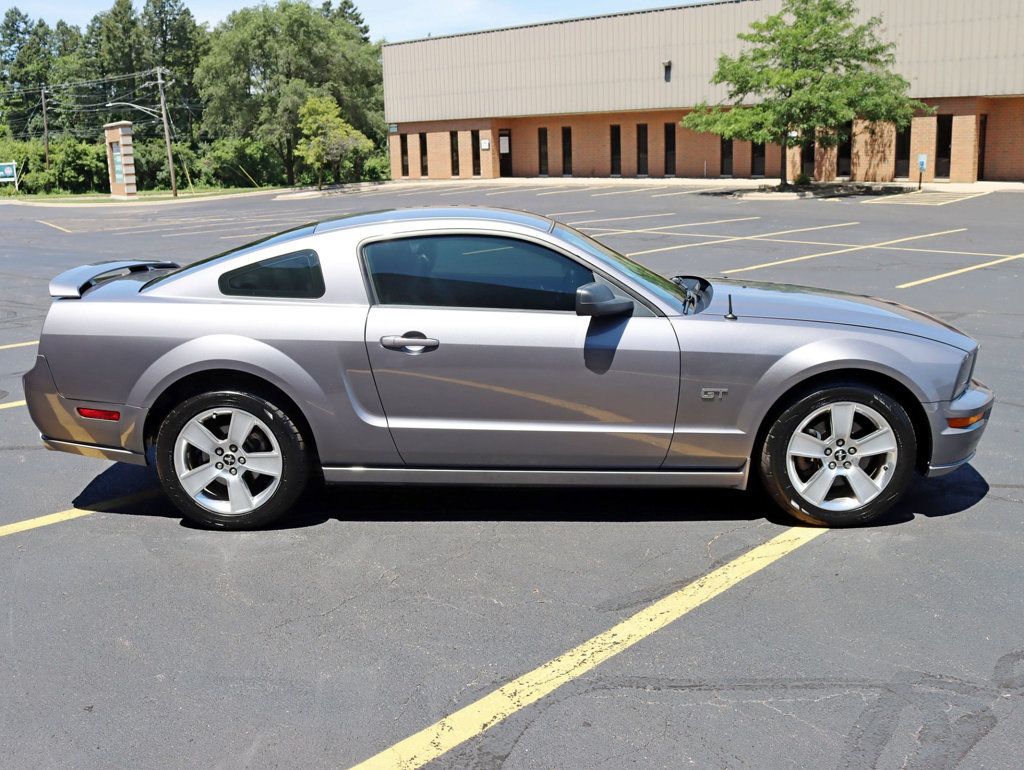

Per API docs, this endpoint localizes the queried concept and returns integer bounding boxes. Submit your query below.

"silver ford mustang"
[24,207,993,529]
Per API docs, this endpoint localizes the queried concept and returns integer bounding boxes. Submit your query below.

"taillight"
[77,407,121,421]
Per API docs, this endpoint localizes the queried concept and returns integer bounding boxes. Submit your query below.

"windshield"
[553,224,688,312]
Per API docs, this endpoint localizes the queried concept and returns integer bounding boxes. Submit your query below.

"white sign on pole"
[0,161,17,187]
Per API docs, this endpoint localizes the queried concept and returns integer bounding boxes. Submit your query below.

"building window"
[561,127,572,176]
[636,123,648,176]
[720,136,733,176]
[894,125,911,178]
[419,133,428,176]
[752,142,765,176]
[664,123,676,176]
[538,127,549,176]
[837,121,853,177]
[471,130,481,176]
[399,134,409,177]
[610,124,621,175]
[450,131,460,176]
[935,115,953,178]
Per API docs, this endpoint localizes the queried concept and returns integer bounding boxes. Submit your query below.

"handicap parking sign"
[0,162,16,181]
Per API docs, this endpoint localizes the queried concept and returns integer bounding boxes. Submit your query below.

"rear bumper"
[22,355,147,465]
[925,379,994,477]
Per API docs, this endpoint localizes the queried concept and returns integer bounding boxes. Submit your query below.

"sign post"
[917,154,927,191]
[102,121,138,199]
[0,161,18,192]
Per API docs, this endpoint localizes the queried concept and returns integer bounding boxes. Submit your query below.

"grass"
[0,185,284,203]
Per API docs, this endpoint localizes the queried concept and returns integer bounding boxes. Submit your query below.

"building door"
[498,129,513,176]
[894,126,911,178]
[978,115,988,181]
[751,142,765,176]
[610,125,622,175]
[664,123,676,176]
[801,141,815,178]
[935,115,953,178]
[720,136,733,176]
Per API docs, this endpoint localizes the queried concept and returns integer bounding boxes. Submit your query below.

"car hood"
[707,279,974,352]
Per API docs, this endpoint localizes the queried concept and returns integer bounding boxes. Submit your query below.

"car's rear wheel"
[759,384,916,527]
[155,391,309,529]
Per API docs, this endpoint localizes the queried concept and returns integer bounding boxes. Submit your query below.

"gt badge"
[700,387,729,401]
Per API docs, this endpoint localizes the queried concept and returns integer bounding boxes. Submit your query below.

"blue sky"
[14,0,705,43]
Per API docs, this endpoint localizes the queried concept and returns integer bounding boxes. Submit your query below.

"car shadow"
[73,462,990,532]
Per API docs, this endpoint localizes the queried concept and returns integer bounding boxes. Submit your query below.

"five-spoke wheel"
[760,384,916,527]
[156,390,310,529]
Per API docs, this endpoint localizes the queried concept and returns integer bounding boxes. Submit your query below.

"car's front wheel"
[155,390,310,529]
[759,384,917,527]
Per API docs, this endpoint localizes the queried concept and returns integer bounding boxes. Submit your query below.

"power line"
[0,70,154,100]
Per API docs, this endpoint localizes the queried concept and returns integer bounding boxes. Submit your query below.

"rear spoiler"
[49,260,180,299]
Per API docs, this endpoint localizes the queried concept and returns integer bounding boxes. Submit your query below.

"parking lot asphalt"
[1,180,1022,768]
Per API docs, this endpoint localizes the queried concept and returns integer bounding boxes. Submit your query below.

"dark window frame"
[751,142,766,176]
[664,123,676,176]
[471,130,481,176]
[218,249,325,299]
[720,136,734,176]
[449,131,460,176]
[636,123,648,176]
[894,125,911,178]
[399,134,409,177]
[561,127,572,176]
[935,114,953,178]
[419,132,428,176]
[538,127,549,176]
[610,124,622,175]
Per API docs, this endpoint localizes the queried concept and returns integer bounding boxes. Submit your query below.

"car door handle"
[380,334,439,352]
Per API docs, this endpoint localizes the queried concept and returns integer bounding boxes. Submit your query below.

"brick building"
[383,0,1024,183]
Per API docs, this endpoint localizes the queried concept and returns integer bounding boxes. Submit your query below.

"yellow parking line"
[0,489,161,540]
[723,228,967,274]
[36,220,73,233]
[897,252,1024,289]
[0,340,38,351]
[0,399,26,410]
[351,526,826,770]
[626,221,860,257]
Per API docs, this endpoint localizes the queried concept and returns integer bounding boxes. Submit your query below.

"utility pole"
[41,86,49,171]
[155,67,177,198]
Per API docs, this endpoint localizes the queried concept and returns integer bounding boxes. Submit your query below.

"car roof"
[313,206,555,235]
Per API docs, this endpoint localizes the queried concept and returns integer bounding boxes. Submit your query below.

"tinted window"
[364,235,594,311]
[219,249,325,299]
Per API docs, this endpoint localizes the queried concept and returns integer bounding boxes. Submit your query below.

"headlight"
[953,349,977,400]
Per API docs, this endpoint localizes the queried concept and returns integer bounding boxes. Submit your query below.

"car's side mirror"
[575,282,634,317]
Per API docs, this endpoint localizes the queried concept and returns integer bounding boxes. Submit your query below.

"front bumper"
[924,379,994,477]
[22,355,147,465]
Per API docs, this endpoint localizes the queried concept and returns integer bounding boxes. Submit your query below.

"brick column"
[765,143,783,178]
[950,114,979,183]
[650,122,666,177]
[851,119,895,182]
[909,116,937,182]
[679,126,719,177]
[814,142,838,182]
[786,145,802,181]
[388,133,403,179]
[458,131,473,178]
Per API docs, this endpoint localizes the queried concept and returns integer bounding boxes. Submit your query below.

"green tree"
[320,0,370,42]
[682,0,929,187]
[296,93,371,188]
[140,0,209,139]
[195,0,382,185]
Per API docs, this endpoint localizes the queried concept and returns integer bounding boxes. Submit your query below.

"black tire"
[155,390,310,530]
[759,384,917,527]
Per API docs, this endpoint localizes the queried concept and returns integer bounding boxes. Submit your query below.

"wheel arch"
[142,369,321,465]
[752,369,932,474]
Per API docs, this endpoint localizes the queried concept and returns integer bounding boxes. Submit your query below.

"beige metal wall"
[383,0,1024,123]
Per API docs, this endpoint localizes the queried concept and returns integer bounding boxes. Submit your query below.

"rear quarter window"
[219,249,325,299]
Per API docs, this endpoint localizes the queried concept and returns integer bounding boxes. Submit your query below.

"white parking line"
[723,228,967,274]
[591,186,667,196]
[567,213,676,226]
[897,252,1024,289]
[624,222,860,257]
[650,187,722,197]
[535,185,609,196]
[486,185,573,196]
[592,216,761,236]
[544,210,595,217]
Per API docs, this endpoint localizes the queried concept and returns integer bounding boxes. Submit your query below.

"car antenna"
[724,293,738,321]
